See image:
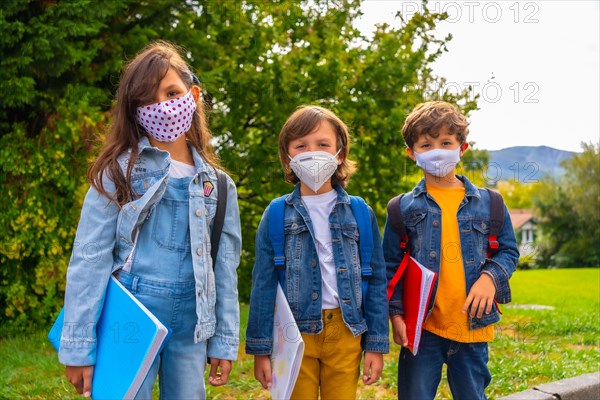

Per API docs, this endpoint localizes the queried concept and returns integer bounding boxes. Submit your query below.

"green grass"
[1,269,598,399]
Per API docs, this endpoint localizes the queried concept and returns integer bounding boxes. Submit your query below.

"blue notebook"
[48,276,171,400]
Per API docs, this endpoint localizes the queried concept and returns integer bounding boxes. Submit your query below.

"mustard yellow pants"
[290,308,362,400]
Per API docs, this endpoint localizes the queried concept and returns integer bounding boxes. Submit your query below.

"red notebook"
[387,251,437,355]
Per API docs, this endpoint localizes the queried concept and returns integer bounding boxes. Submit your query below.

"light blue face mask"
[288,149,341,192]
[414,147,461,177]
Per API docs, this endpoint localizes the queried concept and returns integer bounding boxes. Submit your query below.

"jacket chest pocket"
[341,226,362,307]
[341,225,360,269]
[472,219,491,258]
[405,212,427,256]
[204,197,217,227]
[284,219,310,266]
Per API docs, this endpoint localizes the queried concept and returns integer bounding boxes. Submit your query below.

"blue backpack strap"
[349,196,374,304]
[268,195,288,285]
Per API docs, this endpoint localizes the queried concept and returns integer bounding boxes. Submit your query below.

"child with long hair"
[59,41,241,399]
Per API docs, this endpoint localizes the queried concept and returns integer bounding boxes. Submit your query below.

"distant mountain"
[487,146,577,182]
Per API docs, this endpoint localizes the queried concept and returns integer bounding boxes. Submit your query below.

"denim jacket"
[383,175,519,330]
[59,137,241,366]
[245,185,389,355]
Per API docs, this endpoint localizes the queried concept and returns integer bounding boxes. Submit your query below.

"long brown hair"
[278,105,356,188]
[88,40,221,207]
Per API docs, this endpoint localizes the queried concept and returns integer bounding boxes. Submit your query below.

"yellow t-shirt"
[423,184,494,343]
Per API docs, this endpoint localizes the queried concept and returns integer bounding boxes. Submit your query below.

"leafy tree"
[1,0,475,327]
[496,179,541,210]
[534,143,600,267]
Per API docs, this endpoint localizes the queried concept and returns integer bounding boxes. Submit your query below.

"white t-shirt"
[169,159,196,178]
[301,189,339,309]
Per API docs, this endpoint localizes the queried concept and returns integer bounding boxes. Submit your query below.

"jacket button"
[311,292,318,300]
[429,251,436,258]
[195,209,202,217]
[482,222,487,229]
[197,248,203,256]
[291,223,298,229]
[432,220,439,227]
[311,259,317,267]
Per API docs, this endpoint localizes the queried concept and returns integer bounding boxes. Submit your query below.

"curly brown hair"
[402,101,469,148]
[278,105,356,188]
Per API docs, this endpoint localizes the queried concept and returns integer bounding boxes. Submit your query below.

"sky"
[355,1,600,152]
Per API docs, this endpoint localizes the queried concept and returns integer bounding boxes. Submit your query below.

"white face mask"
[288,149,341,193]
[413,147,461,177]
[136,91,197,142]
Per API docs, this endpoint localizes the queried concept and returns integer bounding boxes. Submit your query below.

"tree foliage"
[533,143,600,267]
[1,0,475,327]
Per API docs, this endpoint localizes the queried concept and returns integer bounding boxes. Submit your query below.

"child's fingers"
[82,366,93,397]
[461,294,473,314]
[208,362,219,385]
[362,364,382,385]
[208,359,232,386]
[391,316,408,346]
[216,361,231,385]
[253,356,272,389]
[485,299,494,314]
[257,369,272,389]
[208,361,226,386]
[362,361,372,384]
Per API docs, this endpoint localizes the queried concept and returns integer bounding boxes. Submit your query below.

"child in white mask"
[384,101,518,399]
[246,105,389,399]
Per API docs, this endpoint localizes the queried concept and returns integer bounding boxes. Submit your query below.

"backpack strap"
[210,169,228,268]
[385,194,409,300]
[349,196,374,304]
[486,188,505,257]
[387,194,408,249]
[268,195,288,284]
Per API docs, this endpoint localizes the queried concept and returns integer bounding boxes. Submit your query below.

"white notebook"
[270,283,305,400]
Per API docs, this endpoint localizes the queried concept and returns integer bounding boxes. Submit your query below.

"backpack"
[386,188,505,296]
[210,169,228,267]
[267,195,374,304]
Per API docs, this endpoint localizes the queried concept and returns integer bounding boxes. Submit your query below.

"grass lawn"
[1,268,598,399]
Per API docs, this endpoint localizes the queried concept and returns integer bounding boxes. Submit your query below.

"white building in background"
[508,209,536,255]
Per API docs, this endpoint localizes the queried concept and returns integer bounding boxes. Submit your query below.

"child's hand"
[207,358,232,386]
[462,273,496,318]
[253,355,272,389]
[391,314,408,346]
[362,352,383,385]
[65,365,94,397]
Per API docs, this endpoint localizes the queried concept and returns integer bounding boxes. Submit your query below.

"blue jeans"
[117,271,208,400]
[398,330,491,400]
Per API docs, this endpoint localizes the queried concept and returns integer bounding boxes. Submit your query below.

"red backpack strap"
[486,189,505,257]
[387,194,408,249]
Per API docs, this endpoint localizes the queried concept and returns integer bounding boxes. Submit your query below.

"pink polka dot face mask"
[136,91,197,142]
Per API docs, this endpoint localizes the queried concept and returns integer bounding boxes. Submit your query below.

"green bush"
[0,96,105,329]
